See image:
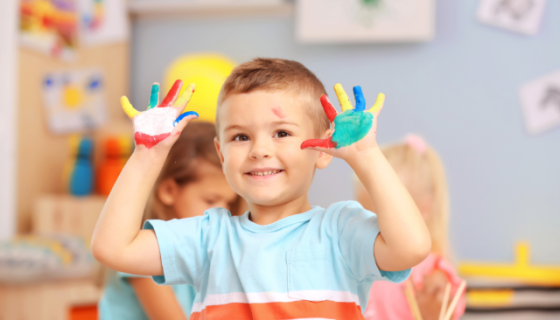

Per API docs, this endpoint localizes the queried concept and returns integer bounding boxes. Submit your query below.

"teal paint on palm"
[332,110,373,148]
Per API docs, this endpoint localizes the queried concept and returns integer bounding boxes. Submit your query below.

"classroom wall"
[129,1,560,264]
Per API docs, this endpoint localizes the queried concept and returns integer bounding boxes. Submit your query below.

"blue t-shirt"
[144,201,411,320]
[99,272,196,320]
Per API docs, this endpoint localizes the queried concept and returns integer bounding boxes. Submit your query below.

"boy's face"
[215,90,332,208]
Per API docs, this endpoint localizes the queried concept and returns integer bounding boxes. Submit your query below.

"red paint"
[134,132,171,149]
[160,79,183,107]
[272,107,285,118]
[301,137,337,149]
[320,95,337,122]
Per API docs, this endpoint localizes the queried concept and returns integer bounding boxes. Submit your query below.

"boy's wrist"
[345,145,381,169]
[131,147,169,168]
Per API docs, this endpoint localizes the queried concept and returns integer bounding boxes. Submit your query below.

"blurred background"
[0,0,559,319]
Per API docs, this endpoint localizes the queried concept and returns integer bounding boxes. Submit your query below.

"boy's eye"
[233,134,249,141]
[274,130,290,138]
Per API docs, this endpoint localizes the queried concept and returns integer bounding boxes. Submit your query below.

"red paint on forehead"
[272,107,285,118]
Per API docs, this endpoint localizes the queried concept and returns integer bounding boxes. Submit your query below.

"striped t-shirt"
[144,201,411,320]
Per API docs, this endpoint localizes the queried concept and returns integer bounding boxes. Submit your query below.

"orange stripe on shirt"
[190,300,365,320]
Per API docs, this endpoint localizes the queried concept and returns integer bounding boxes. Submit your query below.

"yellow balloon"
[164,54,237,124]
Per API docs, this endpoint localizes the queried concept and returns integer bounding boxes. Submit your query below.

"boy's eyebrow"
[223,120,299,132]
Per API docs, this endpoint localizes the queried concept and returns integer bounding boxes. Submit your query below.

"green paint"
[332,110,373,149]
[148,84,160,109]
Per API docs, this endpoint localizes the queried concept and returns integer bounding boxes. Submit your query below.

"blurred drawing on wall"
[477,0,547,35]
[296,0,434,43]
[80,0,128,45]
[20,0,79,60]
[43,69,107,134]
[520,70,560,135]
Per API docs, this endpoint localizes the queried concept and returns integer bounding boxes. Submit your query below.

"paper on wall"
[520,70,560,135]
[477,0,547,35]
[80,0,129,45]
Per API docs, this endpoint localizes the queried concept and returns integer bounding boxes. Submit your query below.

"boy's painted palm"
[301,84,385,153]
[121,80,198,149]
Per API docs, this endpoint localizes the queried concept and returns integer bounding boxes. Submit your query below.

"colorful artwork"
[20,0,78,60]
[122,80,198,149]
[477,0,547,35]
[43,69,107,133]
[519,69,560,135]
[164,54,236,124]
[301,84,384,149]
[80,0,128,45]
[296,0,434,43]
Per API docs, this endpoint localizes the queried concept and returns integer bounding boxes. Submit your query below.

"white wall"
[0,0,18,239]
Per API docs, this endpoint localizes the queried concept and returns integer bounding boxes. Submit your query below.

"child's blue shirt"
[98,272,196,320]
[144,201,410,320]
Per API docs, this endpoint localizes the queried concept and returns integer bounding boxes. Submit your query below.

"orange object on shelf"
[96,137,131,196]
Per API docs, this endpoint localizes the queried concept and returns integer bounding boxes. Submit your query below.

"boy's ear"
[315,151,332,170]
[157,178,179,206]
[214,137,225,164]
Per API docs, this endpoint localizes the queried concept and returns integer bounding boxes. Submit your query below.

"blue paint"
[353,86,366,111]
[173,111,199,126]
[331,110,373,148]
[44,76,54,87]
[89,77,101,90]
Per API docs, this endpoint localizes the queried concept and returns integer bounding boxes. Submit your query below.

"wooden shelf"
[128,0,294,18]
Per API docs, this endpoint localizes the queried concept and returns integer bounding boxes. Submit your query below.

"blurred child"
[99,122,239,320]
[357,135,465,320]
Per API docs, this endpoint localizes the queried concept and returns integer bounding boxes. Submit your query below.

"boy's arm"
[91,81,197,275]
[301,84,431,271]
[129,278,188,320]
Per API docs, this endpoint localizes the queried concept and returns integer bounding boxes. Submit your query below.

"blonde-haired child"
[358,135,465,320]
[99,122,239,320]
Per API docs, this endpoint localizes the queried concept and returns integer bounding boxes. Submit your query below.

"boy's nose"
[249,139,272,160]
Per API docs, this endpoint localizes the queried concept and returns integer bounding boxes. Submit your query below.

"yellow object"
[369,93,385,115]
[63,86,82,108]
[438,283,451,320]
[467,289,514,307]
[404,280,423,320]
[121,96,140,118]
[164,54,237,123]
[459,242,560,285]
[334,83,353,112]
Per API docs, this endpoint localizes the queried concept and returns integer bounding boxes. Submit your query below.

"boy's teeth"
[251,170,279,176]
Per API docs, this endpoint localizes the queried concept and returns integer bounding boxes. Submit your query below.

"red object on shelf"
[97,137,129,196]
[69,304,98,320]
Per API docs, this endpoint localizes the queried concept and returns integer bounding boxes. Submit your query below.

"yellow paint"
[334,83,353,112]
[164,54,236,123]
[174,83,197,113]
[467,289,513,307]
[459,242,560,285]
[63,86,82,108]
[121,96,140,118]
[369,93,385,115]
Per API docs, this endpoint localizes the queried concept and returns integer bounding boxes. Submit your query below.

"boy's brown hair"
[216,58,330,136]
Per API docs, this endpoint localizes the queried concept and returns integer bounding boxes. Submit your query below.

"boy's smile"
[215,90,332,223]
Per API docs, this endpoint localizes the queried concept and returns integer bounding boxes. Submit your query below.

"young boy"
[92,58,431,320]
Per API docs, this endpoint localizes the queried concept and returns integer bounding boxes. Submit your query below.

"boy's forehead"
[218,90,314,127]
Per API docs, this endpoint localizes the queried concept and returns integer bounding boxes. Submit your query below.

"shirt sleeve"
[143,212,213,286]
[337,201,411,283]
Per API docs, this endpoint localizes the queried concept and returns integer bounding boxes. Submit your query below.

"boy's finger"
[121,96,140,118]
[320,95,338,122]
[334,83,353,112]
[147,83,160,109]
[368,93,385,116]
[353,86,366,111]
[301,138,337,149]
[173,83,197,113]
[170,114,198,136]
[160,79,183,107]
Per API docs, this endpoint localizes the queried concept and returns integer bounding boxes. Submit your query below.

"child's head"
[214,58,333,207]
[146,122,238,221]
[356,135,450,257]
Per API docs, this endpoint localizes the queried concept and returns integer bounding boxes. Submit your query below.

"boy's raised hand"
[121,80,198,150]
[301,83,385,160]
